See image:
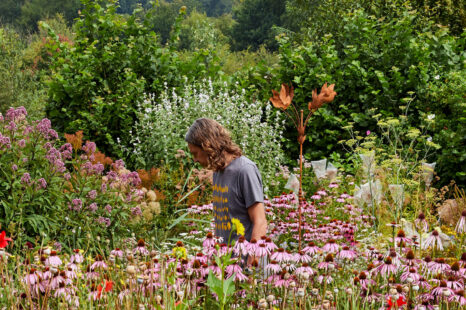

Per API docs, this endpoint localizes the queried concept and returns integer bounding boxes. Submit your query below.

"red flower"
[387,295,406,309]
[0,231,12,248]
[97,280,113,298]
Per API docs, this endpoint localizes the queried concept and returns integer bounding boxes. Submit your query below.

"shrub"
[125,80,286,193]
[0,106,153,252]
[44,0,221,159]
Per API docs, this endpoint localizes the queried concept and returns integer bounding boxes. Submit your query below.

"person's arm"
[247,202,267,265]
[248,202,267,242]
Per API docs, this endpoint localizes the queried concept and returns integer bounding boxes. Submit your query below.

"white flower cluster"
[127,79,286,193]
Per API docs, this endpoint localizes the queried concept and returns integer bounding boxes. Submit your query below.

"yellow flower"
[231,218,245,236]
[172,246,187,259]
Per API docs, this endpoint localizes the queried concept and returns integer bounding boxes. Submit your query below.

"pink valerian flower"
[45,251,62,267]
[91,255,108,270]
[87,190,97,200]
[226,264,248,282]
[21,173,32,185]
[82,141,96,155]
[423,230,444,251]
[96,217,111,227]
[337,246,358,260]
[88,203,98,212]
[322,239,339,253]
[5,106,27,122]
[36,178,47,190]
[455,211,466,234]
[70,199,82,212]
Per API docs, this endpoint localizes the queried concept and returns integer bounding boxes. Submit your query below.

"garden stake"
[270,83,336,250]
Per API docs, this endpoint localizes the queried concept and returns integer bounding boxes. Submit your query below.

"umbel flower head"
[309,83,337,110]
[270,84,294,110]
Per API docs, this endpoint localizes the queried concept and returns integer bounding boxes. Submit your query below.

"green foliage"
[0,27,47,120]
[45,0,221,159]
[243,4,464,185]
[230,0,286,51]
[18,0,81,31]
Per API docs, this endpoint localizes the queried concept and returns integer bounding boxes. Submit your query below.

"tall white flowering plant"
[125,79,286,192]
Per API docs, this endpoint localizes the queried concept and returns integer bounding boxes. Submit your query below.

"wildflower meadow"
[1,0,465,309]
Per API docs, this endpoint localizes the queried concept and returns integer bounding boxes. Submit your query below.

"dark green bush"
[45,0,221,159]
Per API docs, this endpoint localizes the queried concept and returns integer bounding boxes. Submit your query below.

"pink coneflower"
[264,237,278,252]
[226,264,248,282]
[250,242,269,258]
[133,239,149,256]
[329,183,339,188]
[446,275,462,290]
[431,280,454,297]
[54,282,72,299]
[294,251,312,263]
[394,230,412,247]
[449,290,466,306]
[91,254,108,270]
[415,212,429,233]
[303,241,320,256]
[387,249,402,266]
[265,260,282,274]
[317,254,335,271]
[110,248,124,258]
[455,211,466,234]
[209,262,221,277]
[70,249,83,264]
[317,190,327,196]
[311,194,321,200]
[374,257,398,277]
[337,246,358,260]
[316,274,333,284]
[423,230,444,251]
[23,268,39,286]
[203,232,216,248]
[294,262,315,276]
[358,271,375,289]
[322,239,339,253]
[400,267,421,283]
[45,251,62,267]
[417,277,432,290]
[430,258,450,274]
[270,248,290,263]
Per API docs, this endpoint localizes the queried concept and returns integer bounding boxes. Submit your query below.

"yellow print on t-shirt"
[213,182,230,232]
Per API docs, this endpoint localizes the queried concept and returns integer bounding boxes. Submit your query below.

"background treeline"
[0,0,465,187]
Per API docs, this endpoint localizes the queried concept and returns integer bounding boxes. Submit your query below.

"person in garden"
[185,118,267,249]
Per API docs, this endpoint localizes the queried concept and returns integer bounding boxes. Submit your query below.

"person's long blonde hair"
[185,118,242,171]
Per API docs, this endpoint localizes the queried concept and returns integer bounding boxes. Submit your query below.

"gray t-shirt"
[213,156,264,243]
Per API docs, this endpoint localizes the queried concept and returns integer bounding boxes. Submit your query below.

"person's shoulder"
[235,156,258,172]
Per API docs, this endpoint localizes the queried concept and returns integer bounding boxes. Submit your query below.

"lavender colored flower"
[70,199,83,212]
[17,139,26,148]
[88,203,98,213]
[82,141,96,154]
[87,190,97,200]
[0,134,11,149]
[131,206,142,216]
[59,143,73,160]
[21,173,31,185]
[105,204,112,214]
[96,216,111,227]
[11,164,17,171]
[37,178,47,189]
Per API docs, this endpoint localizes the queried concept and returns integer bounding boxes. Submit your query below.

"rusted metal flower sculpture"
[270,82,337,250]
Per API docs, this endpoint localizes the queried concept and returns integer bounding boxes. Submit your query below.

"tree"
[230,0,286,51]
[0,0,25,25]
[19,0,82,31]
